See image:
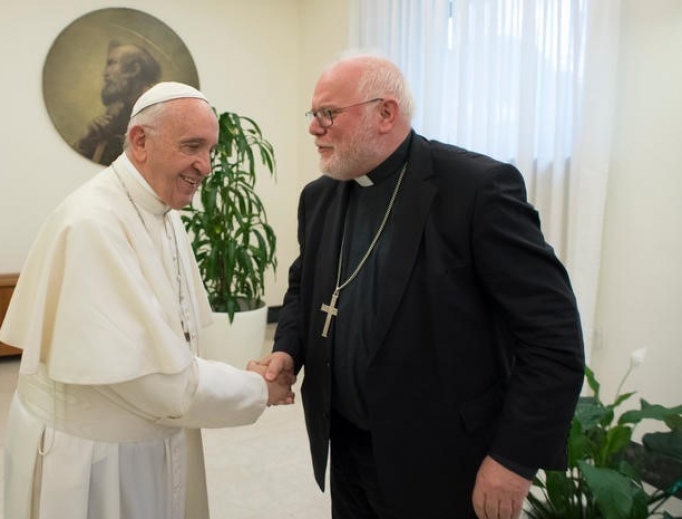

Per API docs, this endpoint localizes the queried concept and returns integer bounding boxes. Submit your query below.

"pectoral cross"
[320,289,340,338]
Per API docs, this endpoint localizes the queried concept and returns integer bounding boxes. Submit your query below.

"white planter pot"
[199,306,268,369]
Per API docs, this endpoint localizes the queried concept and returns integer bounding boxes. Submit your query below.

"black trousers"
[330,411,399,519]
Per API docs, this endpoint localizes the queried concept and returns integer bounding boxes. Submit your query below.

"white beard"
[319,112,382,180]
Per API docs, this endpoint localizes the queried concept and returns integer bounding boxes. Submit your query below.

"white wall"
[297,0,351,187]
[591,0,682,419]
[0,0,349,308]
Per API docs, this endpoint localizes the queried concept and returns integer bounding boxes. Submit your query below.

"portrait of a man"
[43,8,199,166]
[75,40,162,165]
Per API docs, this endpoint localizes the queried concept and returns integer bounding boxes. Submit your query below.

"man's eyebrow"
[180,136,208,145]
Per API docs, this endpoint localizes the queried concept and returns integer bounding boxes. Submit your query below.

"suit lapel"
[369,140,436,360]
[312,180,351,339]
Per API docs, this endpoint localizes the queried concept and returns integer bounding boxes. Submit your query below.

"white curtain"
[349,0,621,357]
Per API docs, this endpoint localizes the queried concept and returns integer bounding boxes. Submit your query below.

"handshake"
[247,352,296,406]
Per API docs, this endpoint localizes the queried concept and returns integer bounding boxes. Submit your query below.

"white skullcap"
[130,81,209,118]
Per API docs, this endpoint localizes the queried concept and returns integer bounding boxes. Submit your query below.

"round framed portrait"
[43,8,200,166]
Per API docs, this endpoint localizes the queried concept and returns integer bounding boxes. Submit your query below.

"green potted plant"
[526,349,682,519]
[182,109,276,366]
[182,109,277,321]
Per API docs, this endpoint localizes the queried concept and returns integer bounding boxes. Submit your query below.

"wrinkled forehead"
[155,99,217,139]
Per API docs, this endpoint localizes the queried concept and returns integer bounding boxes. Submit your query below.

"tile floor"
[0,325,331,519]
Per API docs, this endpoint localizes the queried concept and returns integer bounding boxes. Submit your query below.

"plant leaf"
[620,400,682,425]
[182,108,277,317]
[584,365,600,400]
[642,430,682,462]
[578,461,648,519]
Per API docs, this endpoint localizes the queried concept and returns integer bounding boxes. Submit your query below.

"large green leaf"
[642,430,682,462]
[601,425,633,465]
[575,397,611,431]
[620,400,682,426]
[578,461,648,519]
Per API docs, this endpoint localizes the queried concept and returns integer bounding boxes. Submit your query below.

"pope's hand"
[247,352,296,406]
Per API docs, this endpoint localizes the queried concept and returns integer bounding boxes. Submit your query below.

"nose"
[195,150,213,177]
[309,119,327,136]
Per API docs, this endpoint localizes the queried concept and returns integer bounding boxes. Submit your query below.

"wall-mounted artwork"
[43,8,200,166]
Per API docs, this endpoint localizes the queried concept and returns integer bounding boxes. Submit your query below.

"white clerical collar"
[354,175,374,187]
[118,153,159,198]
[113,154,169,215]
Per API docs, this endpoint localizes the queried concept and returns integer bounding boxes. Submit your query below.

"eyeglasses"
[305,98,383,129]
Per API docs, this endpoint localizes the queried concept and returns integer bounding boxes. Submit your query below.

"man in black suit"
[258,52,585,519]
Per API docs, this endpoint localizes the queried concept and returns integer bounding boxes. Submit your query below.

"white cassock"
[1,154,267,519]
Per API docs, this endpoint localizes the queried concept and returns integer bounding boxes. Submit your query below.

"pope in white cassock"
[1,82,294,519]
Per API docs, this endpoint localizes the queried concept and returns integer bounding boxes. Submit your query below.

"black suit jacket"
[273,133,585,519]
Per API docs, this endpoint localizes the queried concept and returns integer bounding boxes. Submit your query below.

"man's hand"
[247,352,296,406]
[472,456,531,519]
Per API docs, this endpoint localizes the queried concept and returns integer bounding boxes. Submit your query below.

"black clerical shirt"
[331,133,412,430]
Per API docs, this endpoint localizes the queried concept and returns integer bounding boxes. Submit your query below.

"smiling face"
[126,98,218,209]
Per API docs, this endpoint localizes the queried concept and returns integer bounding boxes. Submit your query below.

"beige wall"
[593,5,682,512]
[297,0,351,186]
[592,0,682,422]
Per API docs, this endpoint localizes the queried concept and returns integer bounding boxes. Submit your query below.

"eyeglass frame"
[305,98,384,129]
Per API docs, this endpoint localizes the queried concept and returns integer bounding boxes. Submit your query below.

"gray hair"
[332,50,415,122]
[123,102,166,149]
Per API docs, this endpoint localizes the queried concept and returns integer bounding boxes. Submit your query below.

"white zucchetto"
[130,82,209,118]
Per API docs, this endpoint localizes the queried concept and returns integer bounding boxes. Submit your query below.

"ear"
[377,99,399,134]
[127,124,149,162]
[123,61,141,79]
